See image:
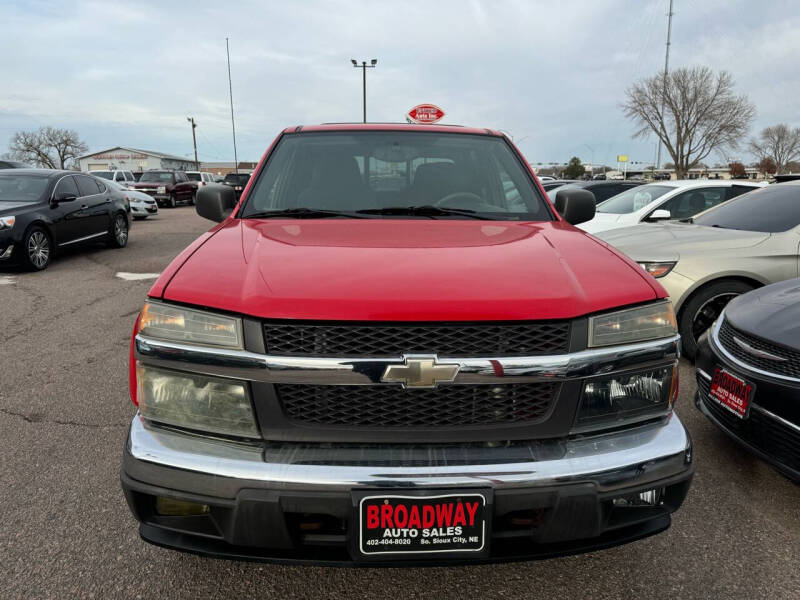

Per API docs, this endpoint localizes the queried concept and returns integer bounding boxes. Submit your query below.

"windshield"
[596,185,673,214]
[91,171,114,180]
[224,173,250,184]
[186,173,202,181]
[0,174,50,202]
[241,131,551,220]
[139,172,174,183]
[694,184,800,232]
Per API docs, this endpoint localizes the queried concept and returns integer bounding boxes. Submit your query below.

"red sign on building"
[407,104,445,124]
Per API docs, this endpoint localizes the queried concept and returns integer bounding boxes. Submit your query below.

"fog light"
[155,496,210,516]
[612,488,664,507]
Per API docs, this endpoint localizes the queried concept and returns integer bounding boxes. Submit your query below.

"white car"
[88,169,137,186]
[186,171,216,187]
[537,175,556,182]
[577,180,766,234]
[107,180,158,220]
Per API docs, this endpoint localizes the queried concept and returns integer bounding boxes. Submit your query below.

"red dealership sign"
[407,104,445,124]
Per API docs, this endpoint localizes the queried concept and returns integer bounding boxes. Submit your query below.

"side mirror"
[54,193,77,203]
[648,209,671,221]
[554,188,595,225]
[196,183,236,222]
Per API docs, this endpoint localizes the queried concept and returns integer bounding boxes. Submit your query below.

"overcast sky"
[2,0,798,167]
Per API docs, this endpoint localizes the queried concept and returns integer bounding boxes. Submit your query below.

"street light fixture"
[351,58,377,123]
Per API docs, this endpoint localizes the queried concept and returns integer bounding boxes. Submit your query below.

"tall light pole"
[351,59,377,123]
[226,37,239,174]
[187,117,199,170]
[656,0,675,170]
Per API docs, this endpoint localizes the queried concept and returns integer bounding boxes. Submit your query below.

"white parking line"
[0,275,17,285]
[115,272,160,281]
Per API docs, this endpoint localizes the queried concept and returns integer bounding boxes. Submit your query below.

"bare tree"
[8,127,88,169]
[756,156,777,176]
[622,67,755,179]
[748,124,800,174]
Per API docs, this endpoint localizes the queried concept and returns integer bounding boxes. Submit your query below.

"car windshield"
[224,174,250,184]
[241,131,551,220]
[139,172,173,182]
[186,173,202,181]
[91,171,114,180]
[0,174,50,202]
[694,184,800,232]
[596,185,673,214]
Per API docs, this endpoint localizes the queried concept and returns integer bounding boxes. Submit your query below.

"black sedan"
[222,172,251,201]
[546,180,645,204]
[695,279,800,481]
[0,169,130,271]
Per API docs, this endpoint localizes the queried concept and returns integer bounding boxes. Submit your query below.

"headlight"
[638,262,676,278]
[157,186,166,194]
[589,301,677,347]
[139,301,243,349]
[0,216,16,231]
[574,363,678,431]
[136,363,259,438]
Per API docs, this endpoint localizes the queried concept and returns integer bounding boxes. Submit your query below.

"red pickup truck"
[122,123,692,565]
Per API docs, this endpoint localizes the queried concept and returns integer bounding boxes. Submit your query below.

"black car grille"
[276,383,559,428]
[717,318,800,379]
[263,321,571,357]
[698,374,800,472]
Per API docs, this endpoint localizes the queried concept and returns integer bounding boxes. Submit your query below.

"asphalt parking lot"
[1,207,798,599]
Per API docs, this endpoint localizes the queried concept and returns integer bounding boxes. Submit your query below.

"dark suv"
[132,170,195,208]
[222,172,251,200]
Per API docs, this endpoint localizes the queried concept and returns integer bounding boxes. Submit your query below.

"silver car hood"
[596,222,770,260]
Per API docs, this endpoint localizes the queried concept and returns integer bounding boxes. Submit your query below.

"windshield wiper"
[356,205,496,220]
[245,208,367,219]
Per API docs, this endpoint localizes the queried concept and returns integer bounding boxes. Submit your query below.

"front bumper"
[122,413,693,565]
[695,324,800,481]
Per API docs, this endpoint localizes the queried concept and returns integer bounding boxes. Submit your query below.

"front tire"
[22,226,52,271]
[168,194,177,208]
[679,279,754,360]
[108,213,129,248]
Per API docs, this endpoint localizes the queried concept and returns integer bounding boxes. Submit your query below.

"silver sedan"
[596,182,800,359]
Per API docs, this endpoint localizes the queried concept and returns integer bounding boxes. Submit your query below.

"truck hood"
[160,219,660,321]
[596,222,770,261]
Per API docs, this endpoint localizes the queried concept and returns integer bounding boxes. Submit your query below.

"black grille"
[264,321,571,357]
[717,319,800,379]
[276,383,559,428]
[698,374,800,472]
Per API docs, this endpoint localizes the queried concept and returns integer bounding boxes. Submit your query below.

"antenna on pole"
[226,37,239,174]
[656,0,674,171]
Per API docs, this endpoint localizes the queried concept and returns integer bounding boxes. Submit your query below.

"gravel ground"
[1,207,798,599]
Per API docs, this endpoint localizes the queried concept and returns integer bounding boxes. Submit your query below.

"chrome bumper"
[125,412,692,495]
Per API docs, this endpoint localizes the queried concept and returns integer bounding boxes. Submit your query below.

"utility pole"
[187,117,199,170]
[226,37,239,174]
[351,59,377,123]
[656,0,674,170]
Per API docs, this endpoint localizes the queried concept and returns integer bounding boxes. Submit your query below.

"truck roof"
[282,123,503,136]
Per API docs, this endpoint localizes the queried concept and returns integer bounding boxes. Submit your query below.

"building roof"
[78,146,191,162]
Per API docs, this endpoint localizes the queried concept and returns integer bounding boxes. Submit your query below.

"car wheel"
[679,279,755,360]
[22,226,51,271]
[108,213,129,248]
[189,191,196,206]
[169,194,177,208]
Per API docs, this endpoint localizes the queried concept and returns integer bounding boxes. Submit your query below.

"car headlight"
[139,301,243,349]
[136,363,259,438]
[0,216,16,231]
[588,301,677,348]
[574,363,678,431]
[157,186,166,194]
[638,261,676,278]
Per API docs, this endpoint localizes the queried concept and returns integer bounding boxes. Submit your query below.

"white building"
[78,147,195,174]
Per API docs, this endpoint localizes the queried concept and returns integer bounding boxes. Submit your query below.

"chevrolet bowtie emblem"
[381,355,460,388]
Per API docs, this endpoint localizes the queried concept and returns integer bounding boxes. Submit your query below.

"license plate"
[357,492,488,557]
[709,368,755,419]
